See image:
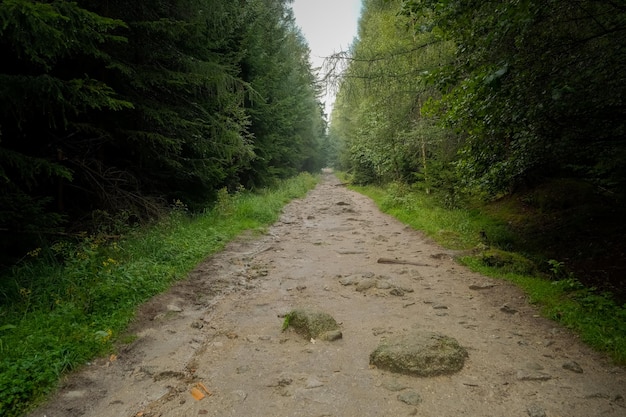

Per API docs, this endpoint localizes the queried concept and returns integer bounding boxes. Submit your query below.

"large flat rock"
[370,331,467,376]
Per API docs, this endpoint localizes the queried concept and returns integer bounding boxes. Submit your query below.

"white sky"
[291,0,362,117]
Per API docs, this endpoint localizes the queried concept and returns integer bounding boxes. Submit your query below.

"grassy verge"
[349,180,626,364]
[0,173,318,417]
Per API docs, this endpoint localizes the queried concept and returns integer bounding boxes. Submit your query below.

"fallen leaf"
[191,387,205,401]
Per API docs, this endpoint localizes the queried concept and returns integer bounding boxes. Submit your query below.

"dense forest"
[330,0,626,297]
[0,0,327,262]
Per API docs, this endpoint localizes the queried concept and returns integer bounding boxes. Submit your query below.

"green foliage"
[239,0,326,186]
[0,0,126,69]
[330,0,459,190]
[333,0,626,323]
[0,173,317,417]
[355,180,489,250]
[0,0,326,261]
[400,0,626,196]
[282,311,294,331]
[480,248,536,275]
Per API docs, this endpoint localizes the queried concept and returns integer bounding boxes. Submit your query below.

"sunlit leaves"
[331,0,456,185]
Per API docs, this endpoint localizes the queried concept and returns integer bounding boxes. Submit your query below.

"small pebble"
[397,391,422,406]
[390,288,405,296]
[562,361,583,373]
[526,403,546,417]
[500,304,518,314]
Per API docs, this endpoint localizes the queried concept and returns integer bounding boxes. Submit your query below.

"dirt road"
[30,174,625,417]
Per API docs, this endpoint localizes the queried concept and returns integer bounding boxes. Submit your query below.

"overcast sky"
[291,0,362,116]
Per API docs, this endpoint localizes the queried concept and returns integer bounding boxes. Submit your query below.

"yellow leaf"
[191,387,205,401]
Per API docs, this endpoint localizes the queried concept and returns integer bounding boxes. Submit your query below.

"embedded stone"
[283,309,341,341]
[370,331,467,377]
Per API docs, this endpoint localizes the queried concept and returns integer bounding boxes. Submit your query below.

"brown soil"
[28,173,625,417]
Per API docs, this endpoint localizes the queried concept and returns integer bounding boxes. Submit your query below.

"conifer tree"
[0,0,129,254]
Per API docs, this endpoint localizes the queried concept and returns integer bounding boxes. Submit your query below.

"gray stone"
[370,331,467,377]
[562,361,583,373]
[356,278,377,292]
[305,377,324,389]
[500,304,518,314]
[469,283,495,290]
[390,288,405,296]
[516,370,552,381]
[382,379,410,392]
[397,390,422,405]
[277,377,292,386]
[63,390,87,399]
[375,281,392,290]
[231,390,248,402]
[283,309,341,340]
[526,403,547,417]
[338,275,358,286]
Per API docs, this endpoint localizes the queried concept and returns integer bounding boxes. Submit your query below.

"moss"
[480,248,537,275]
[282,309,340,340]
[370,331,467,377]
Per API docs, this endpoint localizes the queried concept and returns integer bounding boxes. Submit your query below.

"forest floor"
[28,173,625,417]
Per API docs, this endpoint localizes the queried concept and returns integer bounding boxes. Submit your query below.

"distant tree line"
[331,0,626,200]
[0,0,327,260]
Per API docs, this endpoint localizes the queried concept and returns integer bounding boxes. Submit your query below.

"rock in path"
[516,370,552,381]
[526,403,547,417]
[283,309,342,341]
[397,390,422,405]
[370,331,467,377]
[563,361,584,373]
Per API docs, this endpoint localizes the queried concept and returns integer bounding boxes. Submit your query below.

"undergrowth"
[349,178,626,364]
[0,173,318,417]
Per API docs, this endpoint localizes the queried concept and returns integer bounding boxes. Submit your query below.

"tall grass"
[0,173,318,417]
[351,180,626,364]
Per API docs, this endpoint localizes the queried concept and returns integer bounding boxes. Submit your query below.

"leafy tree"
[330,0,455,187]
[401,0,626,197]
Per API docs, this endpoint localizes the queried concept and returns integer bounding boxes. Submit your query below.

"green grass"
[349,179,626,364]
[0,173,318,417]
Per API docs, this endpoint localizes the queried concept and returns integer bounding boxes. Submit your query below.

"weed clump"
[480,249,537,275]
